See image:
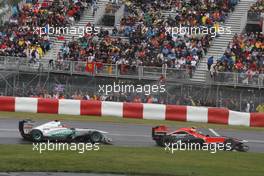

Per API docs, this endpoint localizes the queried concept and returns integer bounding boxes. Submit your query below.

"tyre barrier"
[0,96,263,127]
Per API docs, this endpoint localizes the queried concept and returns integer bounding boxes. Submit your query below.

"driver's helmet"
[190,126,197,132]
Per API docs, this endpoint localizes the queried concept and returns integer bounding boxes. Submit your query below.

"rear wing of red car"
[152,125,169,139]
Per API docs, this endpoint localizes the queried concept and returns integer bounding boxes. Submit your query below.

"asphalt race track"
[0,118,264,153]
[0,173,124,176]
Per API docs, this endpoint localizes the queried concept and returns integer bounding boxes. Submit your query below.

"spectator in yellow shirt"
[256,103,264,113]
[202,16,207,25]
[37,45,43,58]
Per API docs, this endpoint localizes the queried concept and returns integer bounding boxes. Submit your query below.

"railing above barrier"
[207,71,264,88]
[247,12,261,21]
[1,56,264,88]
[0,56,189,81]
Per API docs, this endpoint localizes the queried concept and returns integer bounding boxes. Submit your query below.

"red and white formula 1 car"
[152,125,249,152]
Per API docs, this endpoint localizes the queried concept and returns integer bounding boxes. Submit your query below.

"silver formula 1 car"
[19,120,112,144]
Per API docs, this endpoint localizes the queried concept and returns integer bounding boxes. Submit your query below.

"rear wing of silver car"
[19,120,35,140]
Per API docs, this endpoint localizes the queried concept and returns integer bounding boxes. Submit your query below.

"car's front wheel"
[31,129,43,142]
[90,132,102,143]
[236,143,249,152]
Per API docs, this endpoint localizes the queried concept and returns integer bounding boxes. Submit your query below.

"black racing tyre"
[224,138,236,151]
[163,136,173,145]
[90,131,103,143]
[236,144,249,152]
[155,136,175,147]
[155,139,165,147]
[154,136,168,147]
[30,129,43,142]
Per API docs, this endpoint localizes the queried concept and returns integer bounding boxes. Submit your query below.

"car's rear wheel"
[155,139,165,147]
[159,136,177,147]
[90,132,102,143]
[31,129,43,142]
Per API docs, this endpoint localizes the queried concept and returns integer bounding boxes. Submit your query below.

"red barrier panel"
[37,98,59,114]
[80,100,101,116]
[208,108,229,124]
[0,96,15,112]
[250,113,264,127]
[165,105,187,121]
[123,103,143,119]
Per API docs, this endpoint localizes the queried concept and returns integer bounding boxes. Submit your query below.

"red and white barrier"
[0,96,264,127]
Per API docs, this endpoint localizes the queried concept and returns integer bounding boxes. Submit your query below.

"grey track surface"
[0,118,264,153]
[0,173,124,176]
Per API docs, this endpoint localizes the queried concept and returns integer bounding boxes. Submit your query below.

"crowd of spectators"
[58,0,239,75]
[210,33,264,84]
[208,0,264,85]
[2,85,263,112]
[6,84,263,112]
[2,0,264,113]
[248,0,264,13]
[7,84,215,106]
[0,0,90,59]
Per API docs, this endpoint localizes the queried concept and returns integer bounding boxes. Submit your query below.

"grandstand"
[0,0,263,113]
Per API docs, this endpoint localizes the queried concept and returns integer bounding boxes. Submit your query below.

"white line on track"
[0,129,17,132]
[246,140,264,144]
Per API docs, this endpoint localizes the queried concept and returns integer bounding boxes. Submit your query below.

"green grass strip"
[0,144,263,176]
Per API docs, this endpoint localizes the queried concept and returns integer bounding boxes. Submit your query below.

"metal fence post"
[115,63,118,78]
[139,66,142,79]
[70,61,73,75]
